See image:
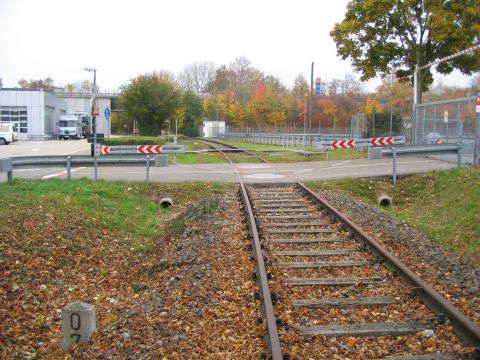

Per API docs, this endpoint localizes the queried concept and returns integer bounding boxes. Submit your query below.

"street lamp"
[84,66,97,180]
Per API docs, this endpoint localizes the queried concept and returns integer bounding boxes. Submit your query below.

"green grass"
[0,179,234,241]
[171,152,228,164]
[103,135,167,146]
[306,168,480,264]
[217,139,319,152]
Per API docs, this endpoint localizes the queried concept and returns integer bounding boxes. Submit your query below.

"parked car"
[0,123,18,145]
[424,132,445,144]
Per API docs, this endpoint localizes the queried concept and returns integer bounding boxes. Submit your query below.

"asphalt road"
[0,139,458,183]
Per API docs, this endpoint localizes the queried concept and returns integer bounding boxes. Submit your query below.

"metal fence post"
[475,94,480,167]
[456,143,462,168]
[7,170,13,184]
[94,155,98,181]
[67,156,72,180]
[146,155,150,183]
[392,146,397,185]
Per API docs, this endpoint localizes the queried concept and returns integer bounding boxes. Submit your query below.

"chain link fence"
[413,96,477,145]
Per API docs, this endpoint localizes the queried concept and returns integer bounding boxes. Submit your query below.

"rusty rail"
[298,182,480,346]
[240,184,283,359]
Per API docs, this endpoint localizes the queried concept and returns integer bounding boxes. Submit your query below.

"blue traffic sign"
[104,107,111,120]
[315,82,321,95]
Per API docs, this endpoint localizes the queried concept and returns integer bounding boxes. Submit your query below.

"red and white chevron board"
[137,145,163,154]
[434,138,446,144]
[370,136,394,146]
[330,139,355,149]
[100,145,110,155]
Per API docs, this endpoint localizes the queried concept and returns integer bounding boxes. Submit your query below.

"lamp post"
[303,93,307,156]
[84,67,97,180]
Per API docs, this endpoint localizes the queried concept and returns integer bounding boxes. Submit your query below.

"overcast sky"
[0,0,474,92]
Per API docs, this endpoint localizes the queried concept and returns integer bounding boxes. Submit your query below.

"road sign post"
[104,108,111,138]
[315,78,321,95]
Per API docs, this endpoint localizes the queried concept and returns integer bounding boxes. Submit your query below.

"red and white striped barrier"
[99,144,184,155]
[369,136,394,147]
[330,139,355,149]
[434,139,446,145]
[137,145,162,154]
[100,146,110,155]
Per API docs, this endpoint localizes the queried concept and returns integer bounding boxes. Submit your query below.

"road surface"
[0,139,460,183]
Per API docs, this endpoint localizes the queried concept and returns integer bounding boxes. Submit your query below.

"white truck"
[0,123,18,145]
[58,114,84,140]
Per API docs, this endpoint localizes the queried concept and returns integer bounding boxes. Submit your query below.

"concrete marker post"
[7,170,13,184]
[61,302,96,351]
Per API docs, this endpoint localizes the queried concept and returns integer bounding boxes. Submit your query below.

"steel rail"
[188,137,283,359]
[239,184,283,359]
[297,182,480,346]
[180,136,268,159]
[182,135,480,349]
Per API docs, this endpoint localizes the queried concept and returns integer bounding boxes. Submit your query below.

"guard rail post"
[392,146,397,185]
[457,143,462,168]
[146,155,150,183]
[0,158,13,184]
[67,156,72,180]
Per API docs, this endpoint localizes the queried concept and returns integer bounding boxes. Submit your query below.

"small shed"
[202,120,225,138]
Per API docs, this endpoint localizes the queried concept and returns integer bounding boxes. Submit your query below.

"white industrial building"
[202,120,225,138]
[0,89,67,140]
[54,89,113,136]
[0,88,113,140]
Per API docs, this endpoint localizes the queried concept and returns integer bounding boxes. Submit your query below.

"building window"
[0,106,28,134]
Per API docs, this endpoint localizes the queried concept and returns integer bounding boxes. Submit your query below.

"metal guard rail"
[381,143,460,156]
[0,155,168,183]
[9,155,152,168]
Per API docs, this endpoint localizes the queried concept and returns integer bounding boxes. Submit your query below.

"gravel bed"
[315,190,480,324]
[247,185,477,358]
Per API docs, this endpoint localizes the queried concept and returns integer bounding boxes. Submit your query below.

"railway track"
[184,137,480,358]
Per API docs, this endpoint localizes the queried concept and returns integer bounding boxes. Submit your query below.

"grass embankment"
[306,168,480,264]
[0,179,234,356]
[175,138,366,164]
[102,135,166,146]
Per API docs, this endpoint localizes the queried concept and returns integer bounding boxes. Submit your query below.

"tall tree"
[178,61,215,96]
[119,71,181,136]
[18,77,55,91]
[63,80,96,93]
[364,97,382,137]
[376,73,412,116]
[292,74,309,97]
[330,0,480,102]
[180,90,203,136]
[229,56,264,106]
